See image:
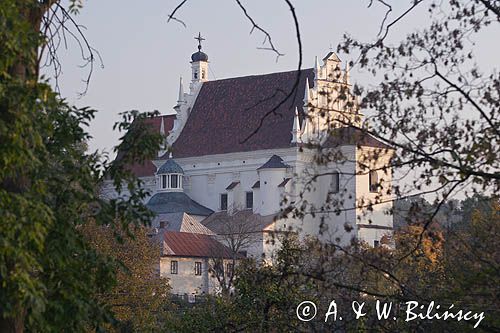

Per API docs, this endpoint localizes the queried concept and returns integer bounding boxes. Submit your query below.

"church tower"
[190,32,209,85]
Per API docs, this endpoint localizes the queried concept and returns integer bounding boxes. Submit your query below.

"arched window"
[171,174,178,188]
[369,170,379,193]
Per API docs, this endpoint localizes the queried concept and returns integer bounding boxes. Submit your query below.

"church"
[102,34,394,295]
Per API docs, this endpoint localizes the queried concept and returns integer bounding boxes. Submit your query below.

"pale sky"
[51,0,497,156]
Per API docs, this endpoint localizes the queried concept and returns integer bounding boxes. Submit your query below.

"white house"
[156,230,242,296]
[103,35,394,265]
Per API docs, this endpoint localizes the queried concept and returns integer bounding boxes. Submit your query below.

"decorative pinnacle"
[195,32,205,51]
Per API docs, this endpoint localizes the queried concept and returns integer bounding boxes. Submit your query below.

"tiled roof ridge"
[204,67,314,84]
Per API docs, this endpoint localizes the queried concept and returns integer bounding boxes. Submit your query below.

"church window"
[246,192,253,209]
[171,261,178,274]
[374,240,380,247]
[202,69,206,79]
[171,174,179,188]
[369,170,379,193]
[194,262,202,276]
[220,193,228,211]
[331,172,340,193]
[194,71,198,79]
[162,175,168,189]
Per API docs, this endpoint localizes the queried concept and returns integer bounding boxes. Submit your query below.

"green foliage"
[0,0,165,331]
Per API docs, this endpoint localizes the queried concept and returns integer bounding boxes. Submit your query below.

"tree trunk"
[0,2,54,332]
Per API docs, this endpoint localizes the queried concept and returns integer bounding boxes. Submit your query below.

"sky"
[51,0,497,157]
[50,0,416,154]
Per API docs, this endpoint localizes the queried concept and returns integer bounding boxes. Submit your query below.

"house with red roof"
[159,231,244,296]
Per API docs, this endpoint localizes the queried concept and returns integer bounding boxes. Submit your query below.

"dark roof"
[115,115,175,177]
[169,68,315,158]
[147,192,214,216]
[323,126,392,150]
[163,231,243,259]
[157,159,184,174]
[225,181,240,190]
[278,178,291,187]
[251,181,260,189]
[191,51,208,62]
[258,155,289,170]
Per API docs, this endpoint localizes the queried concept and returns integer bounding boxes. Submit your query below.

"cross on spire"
[195,32,205,51]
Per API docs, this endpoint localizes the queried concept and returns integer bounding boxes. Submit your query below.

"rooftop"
[168,68,315,158]
[114,114,175,177]
[154,212,214,235]
[157,159,184,175]
[257,155,289,170]
[162,231,243,259]
[147,192,214,216]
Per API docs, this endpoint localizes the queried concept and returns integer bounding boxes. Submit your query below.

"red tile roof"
[116,115,176,177]
[169,69,315,158]
[163,231,243,259]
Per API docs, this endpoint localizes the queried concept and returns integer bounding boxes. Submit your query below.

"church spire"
[177,76,185,103]
[314,56,321,80]
[301,114,310,143]
[344,62,350,85]
[158,116,167,157]
[291,107,301,143]
[304,77,311,107]
[159,116,165,135]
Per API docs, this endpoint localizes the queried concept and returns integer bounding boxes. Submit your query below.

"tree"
[203,210,266,295]
[0,1,164,331]
[335,0,499,221]
[79,222,170,332]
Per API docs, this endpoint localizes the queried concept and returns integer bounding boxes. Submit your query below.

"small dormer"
[156,159,184,192]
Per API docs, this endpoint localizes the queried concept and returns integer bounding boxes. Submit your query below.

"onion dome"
[191,50,208,62]
[191,32,208,62]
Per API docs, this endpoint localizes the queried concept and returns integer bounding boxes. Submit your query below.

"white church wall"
[258,168,287,216]
[171,148,298,214]
[252,187,261,214]
[285,146,359,246]
[355,146,394,235]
